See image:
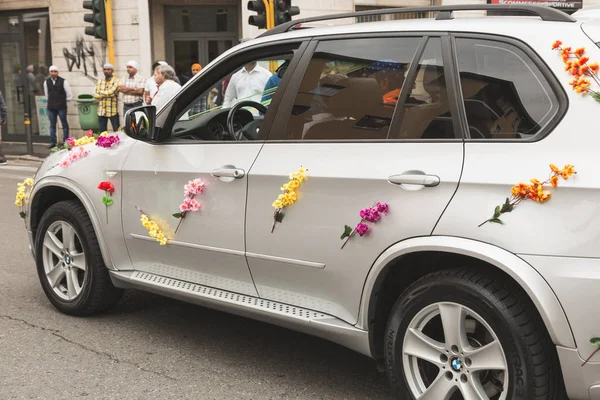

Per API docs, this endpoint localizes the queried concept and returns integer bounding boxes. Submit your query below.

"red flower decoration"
[98,181,115,194]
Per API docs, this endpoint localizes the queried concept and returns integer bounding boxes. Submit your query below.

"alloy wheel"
[402,302,508,400]
[42,221,87,301]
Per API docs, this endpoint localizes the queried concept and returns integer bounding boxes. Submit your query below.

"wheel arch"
[359,236,575,361]
[29,177,115,270]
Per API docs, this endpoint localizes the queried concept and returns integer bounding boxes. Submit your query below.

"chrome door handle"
[388,173,440,187]
[211,167,245,179]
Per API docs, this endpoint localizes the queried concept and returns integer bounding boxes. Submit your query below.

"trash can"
[76,94,99,132]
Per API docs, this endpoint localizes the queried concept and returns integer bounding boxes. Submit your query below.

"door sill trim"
[110,270,371,357]
[130,233,245,257]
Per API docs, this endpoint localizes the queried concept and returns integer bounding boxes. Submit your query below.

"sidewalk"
[1,141,50,162]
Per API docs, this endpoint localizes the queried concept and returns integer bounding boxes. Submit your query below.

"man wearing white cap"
[93,63,120,132]
[44,65,72,148]
[119,60,145,115]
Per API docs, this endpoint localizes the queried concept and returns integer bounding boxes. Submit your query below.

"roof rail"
[257,4,576,38]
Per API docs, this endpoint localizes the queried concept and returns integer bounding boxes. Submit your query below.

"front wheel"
[35,200,123,316]
[384,268,565,400]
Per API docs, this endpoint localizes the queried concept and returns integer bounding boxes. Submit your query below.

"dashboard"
[172,107,255,141]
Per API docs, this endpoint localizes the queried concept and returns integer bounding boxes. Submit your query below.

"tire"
[35,200,123,316]
[384,268,565,400]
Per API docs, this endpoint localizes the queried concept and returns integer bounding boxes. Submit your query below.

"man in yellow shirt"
[93,63,120,132]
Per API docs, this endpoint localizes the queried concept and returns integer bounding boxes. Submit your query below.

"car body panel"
[120,141,261,296]
[245,142,463,324]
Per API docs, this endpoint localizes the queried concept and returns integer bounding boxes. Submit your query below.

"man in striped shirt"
[119,60,145,115]
[93,63,120,133]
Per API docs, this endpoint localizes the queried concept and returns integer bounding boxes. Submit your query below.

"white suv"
[23,5,600,399]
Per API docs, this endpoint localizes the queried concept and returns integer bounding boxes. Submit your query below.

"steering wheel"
[226,101,268,141]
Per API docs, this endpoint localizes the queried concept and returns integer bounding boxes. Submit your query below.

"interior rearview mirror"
[124,105,156,142]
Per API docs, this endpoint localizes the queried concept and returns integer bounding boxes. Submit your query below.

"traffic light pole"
[104,0,115,66]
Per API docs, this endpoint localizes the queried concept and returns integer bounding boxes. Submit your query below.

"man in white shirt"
[43,65,73,147]
[144,61,167,105]
[151,64,182,110]
[222,62,272,108]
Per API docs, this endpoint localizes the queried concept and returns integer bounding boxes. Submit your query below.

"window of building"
[276,37,422,141]
[455,38,560,140]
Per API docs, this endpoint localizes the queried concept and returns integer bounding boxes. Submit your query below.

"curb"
[6,154,45,162]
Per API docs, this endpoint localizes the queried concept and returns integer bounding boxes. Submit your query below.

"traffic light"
[274,0,299,26]
[248,1,267,29]
[83,0,107,40]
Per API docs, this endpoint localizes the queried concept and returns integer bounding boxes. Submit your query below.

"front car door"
[245,35,465,323]
[121,40,307,296]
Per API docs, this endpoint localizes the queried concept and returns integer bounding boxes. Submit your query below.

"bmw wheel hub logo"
[65,256,71,265]
[451,358,462,372]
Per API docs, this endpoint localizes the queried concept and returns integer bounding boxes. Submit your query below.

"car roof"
[247,16,582,45]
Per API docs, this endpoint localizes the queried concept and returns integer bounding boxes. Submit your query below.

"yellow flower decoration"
[272,166,307,232]
[15,177,34,218]
[140,213,169,245]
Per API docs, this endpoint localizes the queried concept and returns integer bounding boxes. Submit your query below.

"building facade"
[0,0,588,143]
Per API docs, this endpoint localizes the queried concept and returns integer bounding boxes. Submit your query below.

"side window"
[278,37,422,141]
[397,37,454,140]
[455,38,560,140]
[171,49,296,141]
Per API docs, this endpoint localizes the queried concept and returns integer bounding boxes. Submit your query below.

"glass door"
[173,39,205,86]
[0,39,26,139]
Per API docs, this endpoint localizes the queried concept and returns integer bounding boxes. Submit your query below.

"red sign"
[488,0,582,9]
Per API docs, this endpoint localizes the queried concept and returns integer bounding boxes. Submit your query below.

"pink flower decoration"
[356,223,369,237]
[375,202,388,213]
[65,137,75,147]
[96,134,120,149]
[60,146,90,168]
[86,130,94,137]
[184,179,205,196]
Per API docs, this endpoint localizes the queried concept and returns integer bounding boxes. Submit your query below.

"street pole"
[105,0,115,66]
[24,112,33,155]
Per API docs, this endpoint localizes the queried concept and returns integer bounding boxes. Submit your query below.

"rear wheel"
[384,268,565,400]
[35,200,122,315]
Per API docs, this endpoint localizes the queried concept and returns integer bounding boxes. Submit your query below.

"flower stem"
[340,229,355,249]
[174,212,186,235]
[581,347,600,367]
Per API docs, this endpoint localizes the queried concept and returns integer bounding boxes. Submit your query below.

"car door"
[245,35,465,324]
[121,41,306,296]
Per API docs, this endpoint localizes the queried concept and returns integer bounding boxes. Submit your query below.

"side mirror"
[124,105,156,142]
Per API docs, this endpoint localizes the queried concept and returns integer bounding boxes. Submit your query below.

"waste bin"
[76,94,99,132]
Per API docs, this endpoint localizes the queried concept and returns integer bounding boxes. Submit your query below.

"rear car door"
[245,35,466,324]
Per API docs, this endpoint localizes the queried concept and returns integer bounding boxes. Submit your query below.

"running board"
[109,270,371,357]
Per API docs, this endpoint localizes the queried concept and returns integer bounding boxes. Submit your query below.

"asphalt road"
[0,160,391,400]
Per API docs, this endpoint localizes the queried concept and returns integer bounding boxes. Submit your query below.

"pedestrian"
[191,63,202,76]
[222,61,272,108]
[151,64,181,110]
[144,61,167,105]
[119,60,145,115]
[93,63,120,133]
[44,65,73,148]
[0,90,8,165]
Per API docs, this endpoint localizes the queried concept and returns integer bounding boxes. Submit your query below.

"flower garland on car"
[51,130,99,152]
[95,133,120,149]
[15,177,34,218]
[59,146,90,168]
[271,166,307,232]
[172,178,204,234]
[552,40,600,100]
[479,164,576,227]
[340,202,389,249]
[135,206,169,245]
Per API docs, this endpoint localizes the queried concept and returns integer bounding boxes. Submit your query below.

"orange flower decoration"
[480,164,576,227]
[553,40,600,102]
